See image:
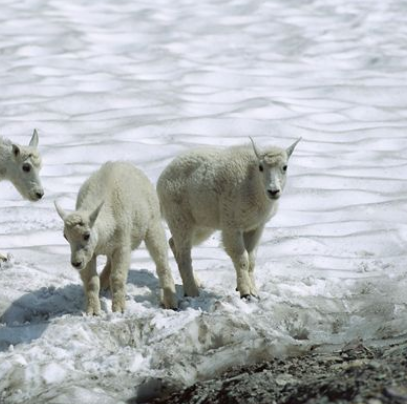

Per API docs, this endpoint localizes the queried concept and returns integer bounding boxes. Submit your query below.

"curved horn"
[249,137,261,160]
[286,137,301,158]
[29,129,39,148]
[54,201,67,221]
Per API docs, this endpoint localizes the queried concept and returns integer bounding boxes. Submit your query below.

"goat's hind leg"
[168,226,213,290]
[169,225,199,297]
[189,227,215,288]
[145,219,178,309]
[99,258,111,290]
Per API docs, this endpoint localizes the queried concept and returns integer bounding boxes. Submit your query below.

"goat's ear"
[12,144,21,158]
[249,137,262,160]
[29,129,39,148]
[286,137,301,158]
[54,201,67,221]
[89,201,104,227]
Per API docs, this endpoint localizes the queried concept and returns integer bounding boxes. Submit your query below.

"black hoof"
[161,304,179,311]
[241,294,260,301]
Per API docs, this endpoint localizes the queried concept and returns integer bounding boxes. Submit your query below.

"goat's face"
[258,154,288,200]
[251,137,301,201]
[8,130,44,202]
[54,202,104,271]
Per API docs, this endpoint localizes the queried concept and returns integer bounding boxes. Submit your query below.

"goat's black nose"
[72,261,82,268]
[36,191,44,199]
[267,189,280,197]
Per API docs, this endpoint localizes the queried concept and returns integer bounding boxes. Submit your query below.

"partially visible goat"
[0,129,44,261]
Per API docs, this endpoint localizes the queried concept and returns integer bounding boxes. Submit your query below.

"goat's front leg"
[80,256,101,315]
[110,245,131,313]
[243,226,265,298]
[222,229,251,298]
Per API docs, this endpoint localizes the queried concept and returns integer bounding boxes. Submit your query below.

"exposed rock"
[149,338,407,404]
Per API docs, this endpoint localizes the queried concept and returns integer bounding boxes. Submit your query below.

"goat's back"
[157,146,265,229]
[77,161,158,227]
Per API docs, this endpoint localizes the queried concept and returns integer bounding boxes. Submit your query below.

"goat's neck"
[249,166,271,206]
[91,216,114,252]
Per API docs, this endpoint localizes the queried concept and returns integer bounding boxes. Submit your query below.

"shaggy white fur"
[157,138,300,298]
[0,129,44,261]
[55,161,178,314]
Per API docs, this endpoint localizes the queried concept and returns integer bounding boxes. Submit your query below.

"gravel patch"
[148,338,407,404]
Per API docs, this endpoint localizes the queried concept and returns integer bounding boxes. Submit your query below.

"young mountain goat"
[55,161,178,315]
[0,129,44,261]
[157,138,300,299]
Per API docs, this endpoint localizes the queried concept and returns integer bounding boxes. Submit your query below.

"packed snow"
[1,0,407,402]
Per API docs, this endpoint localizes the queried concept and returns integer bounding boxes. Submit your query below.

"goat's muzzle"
[267,189,281,200]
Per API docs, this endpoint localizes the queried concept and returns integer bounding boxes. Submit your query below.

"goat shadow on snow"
[0,267,220,352]
[0,283,84,351]
[127,267,223,311]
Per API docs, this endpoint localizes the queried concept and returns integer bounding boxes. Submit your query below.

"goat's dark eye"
[283,165,288,172]
[22,164,31,173]
[83,233,90,241]
[259,164,264,172]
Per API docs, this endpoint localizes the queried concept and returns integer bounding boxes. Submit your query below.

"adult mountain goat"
[55,161,178,315]
[157,138,300,299]
[0,129,44,261]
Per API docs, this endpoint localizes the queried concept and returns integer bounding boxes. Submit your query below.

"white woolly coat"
[76,161,160,254]
[158,145,280,234]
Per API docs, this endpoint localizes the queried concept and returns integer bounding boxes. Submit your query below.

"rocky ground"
[149,338,407,404]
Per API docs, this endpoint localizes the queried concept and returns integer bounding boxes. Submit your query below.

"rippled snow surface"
[1,0,407,402]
